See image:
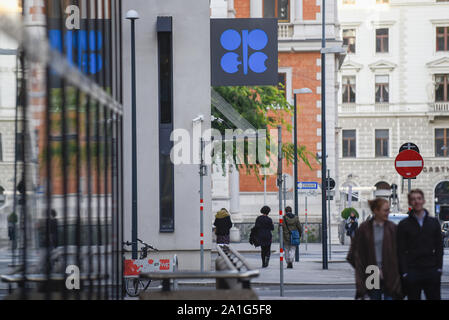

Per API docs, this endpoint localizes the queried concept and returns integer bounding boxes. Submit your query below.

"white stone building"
[0,13,19,239]
[337,0,449,221]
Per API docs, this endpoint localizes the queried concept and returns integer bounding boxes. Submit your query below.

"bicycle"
[123,238,159,297]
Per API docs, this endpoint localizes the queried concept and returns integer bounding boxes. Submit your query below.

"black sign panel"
[211,18,278,86]
[399,142,420,154]
[324,178,336,191]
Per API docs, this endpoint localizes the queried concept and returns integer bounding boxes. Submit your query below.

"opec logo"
[220,29,268,75]
[211,18,278,86]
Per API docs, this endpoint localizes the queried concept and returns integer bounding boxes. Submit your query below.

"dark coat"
[282,213,302,245]
[214,209,232,236]
[255,215,274,247]
[397,210,443,274]
[347,218,403,299]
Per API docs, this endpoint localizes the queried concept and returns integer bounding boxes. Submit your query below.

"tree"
[212,85,316,179]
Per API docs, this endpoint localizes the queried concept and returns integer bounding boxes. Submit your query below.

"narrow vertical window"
[263,0,290,21]
[342,130,356,158]
[435,128,449,157]
[343,29,356,54]
[157,17,174,232]
[375,75,389,103]
[436,27,449,52]
[435,74,449,102]
[278,73,287,99]
[376,28,389,53]
[375,129,389,157]
[342,76,356,103]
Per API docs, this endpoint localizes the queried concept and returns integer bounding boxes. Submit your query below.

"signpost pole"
[126,11,140,260]
[199,138,205,272]
[277,126,284,297]
[305,196,308,251]
[408,178,411,194]
[327,169,331,261]
[320,0,329,270]
[293,93,299,262]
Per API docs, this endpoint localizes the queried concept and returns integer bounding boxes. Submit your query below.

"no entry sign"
[395,150,424,178]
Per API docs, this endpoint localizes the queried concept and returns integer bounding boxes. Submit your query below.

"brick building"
[210,0,345,242]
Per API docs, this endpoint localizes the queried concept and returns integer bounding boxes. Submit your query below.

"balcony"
[431,102,449,112]
[278,23,293,40]
[428,102,449,121]
[374,103,390,112]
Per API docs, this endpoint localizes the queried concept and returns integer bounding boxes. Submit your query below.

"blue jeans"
[368,289,392,300]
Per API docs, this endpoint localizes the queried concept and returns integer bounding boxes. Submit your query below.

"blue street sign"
[436,204,441,214]
[297,182,319,190]
[211,18,278,86]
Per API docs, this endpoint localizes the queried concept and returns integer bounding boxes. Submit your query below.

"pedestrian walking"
[347,198,403,300]
[255,206,274,268]
[49,209,58,249]
[397,189,444,300]
[7,212,18,249]
[214,208,232,245]
[282,206,302,269]
[345,212,358,239]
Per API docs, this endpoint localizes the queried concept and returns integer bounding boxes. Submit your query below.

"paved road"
[254,283,449,300]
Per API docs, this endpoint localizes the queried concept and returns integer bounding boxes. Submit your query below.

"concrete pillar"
[229,164,240,214]
[295,0,303,22]
[250,0,262,18]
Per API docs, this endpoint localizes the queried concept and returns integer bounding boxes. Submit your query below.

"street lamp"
[293,88,312,262]
[126,9,139,260]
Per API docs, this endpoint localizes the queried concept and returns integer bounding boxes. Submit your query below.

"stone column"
[250,0,262,18]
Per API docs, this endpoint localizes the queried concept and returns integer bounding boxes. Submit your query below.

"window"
[437,27,449,51]
[263,0,289,21]
[157,17,174,232]
[278,73,287,99]
[376,28,389,53]
[343,29,356,53]
[435,128,449,157]
[342,76,356,103]
[375,129,389,157]
[375,75,389,103]
[0,133,2,162]
[436,74,449,102]
[342,130,356,158]
[16,132,24,162]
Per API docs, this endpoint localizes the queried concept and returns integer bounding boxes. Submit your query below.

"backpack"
[285,218,301,246]
[249,226,260,247]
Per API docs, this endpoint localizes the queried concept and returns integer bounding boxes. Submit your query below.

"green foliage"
[7,212,18,224]
[341,207,359,220]
[212,85,317,179]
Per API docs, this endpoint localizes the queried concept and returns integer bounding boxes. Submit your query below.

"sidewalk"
[198,243,449,286]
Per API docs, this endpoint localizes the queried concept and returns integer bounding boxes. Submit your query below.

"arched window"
[375,181,391,190]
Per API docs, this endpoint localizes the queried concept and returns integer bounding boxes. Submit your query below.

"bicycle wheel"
[125,278,142,297]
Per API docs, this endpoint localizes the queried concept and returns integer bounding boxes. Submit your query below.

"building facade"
[0,2,20,239]
[122,0,212,270]
[210,0,344,243]
[338,0,449,221]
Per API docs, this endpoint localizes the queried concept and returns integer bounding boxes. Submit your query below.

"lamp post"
[126,9,139,259]
[293,88,312,262]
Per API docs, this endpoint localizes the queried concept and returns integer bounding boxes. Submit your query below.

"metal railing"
[0,0,124,300]
[139,244,259,293]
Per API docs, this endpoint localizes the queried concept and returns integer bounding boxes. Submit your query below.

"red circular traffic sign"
[394,150,424,178]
